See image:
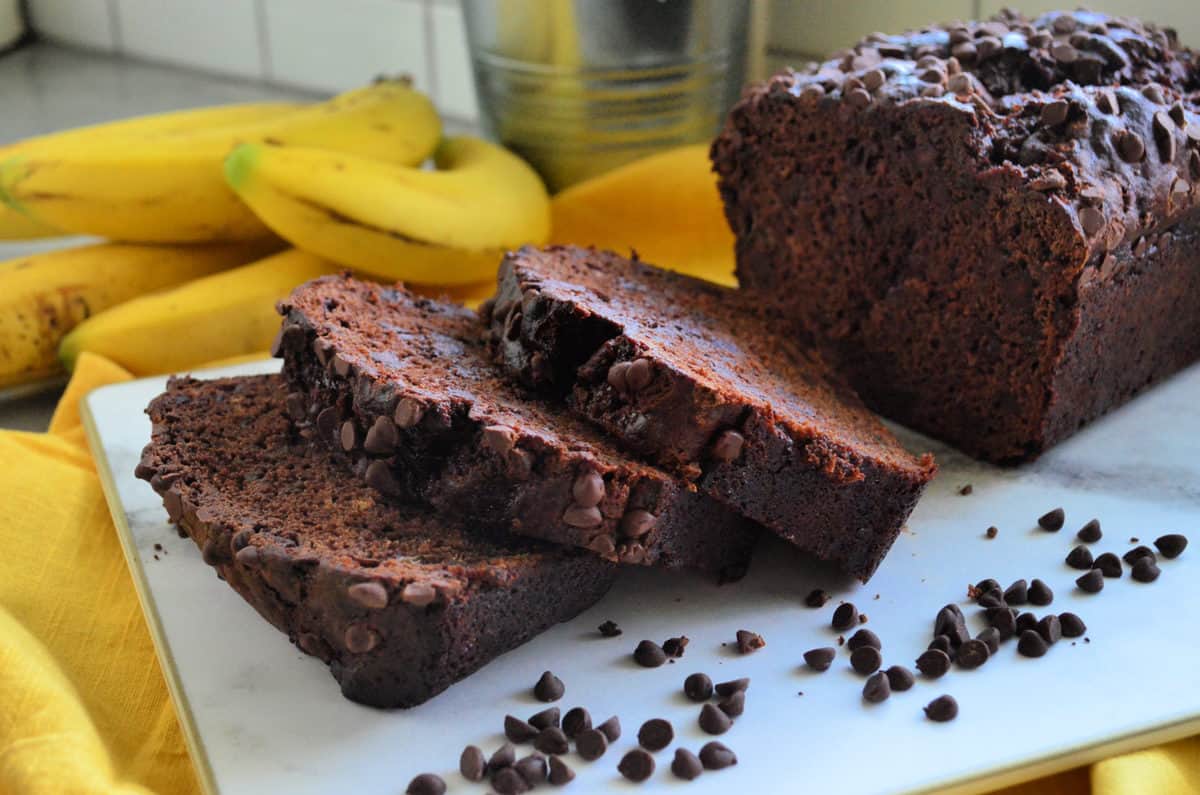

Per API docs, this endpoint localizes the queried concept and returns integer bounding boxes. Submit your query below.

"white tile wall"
[430,1,476,120]
[115,0,263,79]
[262,0,428,94]
[27,0,115,51]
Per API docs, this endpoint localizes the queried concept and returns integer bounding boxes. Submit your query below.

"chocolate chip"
[638,718,674,751]
[534,727,569,755]
[548,756,575,786]
[489,742,516,771]
[856,670,890,704]
[1077,519,1102,543]
[1038,508,1065,531]
[711,429,745,462]
[832,602,858,631]
[460,745,486,782]
[344,623,379,653]
[1028,579,1054,606]
[847,628,881,652]
[1041,100,1070,126]
[718,690,746,718]
[1123,545,1156,565]
[714,677,750,698]
[285,391,307,421]
[625,358,654,392]
[805,588,831,607]
[978,590,1007,609]
[634,640,667,668]
[515,754,547,787]
[505,714,538,743]
[947,73,973,95]
[886,665,915,691]
[928,635,953,656]
[364,460,401,497]
[1003,579,1028,605]
[1093,552,1122,578]
[684,673,714,701]
[845,87,872,108]
[989,607,1017,640]
[1154,111,1177,163]
[1079,206,1106,236]
[561,706,591,738]
[862,68,887,91]
[575,728,608,761]
[916,649,952,679]
[977,627,1001,655]
[606,361,631,391]
[1017,628,1049,657]
[1030,171,1068,191]
[596,715,621,742]
[663,636,689,658]
[699,703,732,735]
[491,767,528,795]
[1132,557,1161,582]
[598,620,622,637]
[1050,42,1078,63]
[671,748,703,780]
[804,647,837,672]
[924,695,959,722]
[1066,545,1095,570]
[406,772,445,795]
[1038,614,1063,645]
[1095,89,1119,115]
[393,397,424,429]
[529,707,560,731]
[619,509,655,539]
[571,470,605,508]
[339,420,358,451]
[935,605,970,646]
[956,639,990,670]
[1057,613,1086,639]
[363,414,398,455]
[986,526,999,539]
[562,505,603,529]
[699,741,738,770]
[1155,534,1188,559]
[1115,131,1146,163]
[618,749,655,782]
[973,580,1000,598]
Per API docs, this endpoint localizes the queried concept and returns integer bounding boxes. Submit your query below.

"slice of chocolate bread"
[485,245,936,581]
[274,275,761,573]
[712,9,1200,463]
[136,374,616,708]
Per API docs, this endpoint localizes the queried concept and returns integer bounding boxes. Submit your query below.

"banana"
[59,249,335,375]
[224,136,550,285]
[0,239,281,388]
[0,206,62,240]
[0,79,441,243]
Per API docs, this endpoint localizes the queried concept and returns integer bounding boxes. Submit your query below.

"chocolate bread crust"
[712,9,1200,463]
[485,246,935,581]
[136,375,615,708]
[275,275,760,573]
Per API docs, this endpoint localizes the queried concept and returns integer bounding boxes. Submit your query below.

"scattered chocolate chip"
[619,509,656,539]
[863,671,892,703]
[1155,534,1188,559]
[1115,130,1146,163]
[684,672,714,701]
[515,754,547,787]
[1016,612,1038,634]
[973,580,1000,598]
[804,647,837,672]
[1038,508,1065,531]
[959,483,974,495]
[1040,100,1070,126]
[1002,579,1027,605]
[534,671,564,702]
[598,620,622,637]
[491,767,528,795]
[699,742,737,770]
[663,636,689,658]
[671,748,703,780]
[460,745,486,782]
[977,627,1001,655]
[1077,519,1102,543]
[618,749,655,782]
[347,581,389,609]
[562,707,591,738]
[850,646,883,675]
[339,420,359,451]
[978,590,1006,609]
[1059,612,1087,638]
[989,607,1017,640]
[489,742,516,771]
[596,715,621,743]
[1123,545,1156,565]
[928,635,953,656]
[924,695,959,722]
[1093,552,1122,578]
[957,639,990,670]
[1079,206,1106,236]
[1029,579,1054,606]
[634,640,668,668]
[846,628,882,652]
[505,715,538,743]
[1153,111,1177,163]
[1132,557,1161,583]
[548,756,575,786]
[534,727,569,756]
[699,703,732,735]
[637,718,674,752]
[406,772,446,795]
[529,707,560,731]
[805,588,831,607]
[575,728,608,761]
[711,429,745,462]
[735,629,765,653]
[714,678,750,698]
[1037,615,1063,645]
[832,602,858,631]
[986,526,999,539]
[1018,629,1048,658]
[1066,545,1095,570]
[916,649,952,679]
[886,665,915,691]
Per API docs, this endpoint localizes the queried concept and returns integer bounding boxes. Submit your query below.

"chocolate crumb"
[735,629,765,653]
[986,526,999,539]
[959,484,973,495]
[598,620,622,637]
[924,695,959,722]
[1038,508,1066,531]
[663,636,689,658]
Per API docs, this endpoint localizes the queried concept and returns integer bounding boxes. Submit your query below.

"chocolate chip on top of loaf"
[713,9,1200,463]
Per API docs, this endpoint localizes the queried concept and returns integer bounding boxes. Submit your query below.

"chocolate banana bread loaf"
[712,9,1200,462]
[275,275,760,573]
[485,245,935,581]
[136,374,616,708]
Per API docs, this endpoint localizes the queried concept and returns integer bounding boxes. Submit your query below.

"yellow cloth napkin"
[0,148,1196,795]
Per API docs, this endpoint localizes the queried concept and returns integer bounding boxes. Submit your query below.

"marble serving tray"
[83,359,1200,795]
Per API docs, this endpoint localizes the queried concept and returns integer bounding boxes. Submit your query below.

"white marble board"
[83,359,1200,795]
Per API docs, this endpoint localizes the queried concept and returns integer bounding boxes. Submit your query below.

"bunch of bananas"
[0,78,551,387]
